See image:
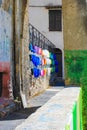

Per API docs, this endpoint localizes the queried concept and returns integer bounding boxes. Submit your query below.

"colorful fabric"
[40,70,44,76]
[40,69,46,76]
[51,60,55,65]
[34,46,38,53]
[44,68,47,75]
[33,68,41,78]
[42,58,47,65]
[29,43,33,52]
[50,53,53,59]
[53,54,56,60]
[38,47,42,55]
[30,55,41,67]
[46,58,52,65]
[47,68,52,76]
[43,50,50,58]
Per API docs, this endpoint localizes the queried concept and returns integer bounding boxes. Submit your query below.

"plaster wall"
[30,0,62,6]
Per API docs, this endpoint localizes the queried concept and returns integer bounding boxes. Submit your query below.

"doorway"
[54,48,62,77]
[49,48,65,86]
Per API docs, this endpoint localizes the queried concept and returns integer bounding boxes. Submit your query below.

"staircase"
[29,23,55,51]
[29,24,65,86]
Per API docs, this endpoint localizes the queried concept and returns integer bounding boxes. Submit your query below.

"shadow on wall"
[49,48,65,86]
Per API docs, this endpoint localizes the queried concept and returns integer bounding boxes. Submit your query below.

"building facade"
[29,0,65,79]
[62,0,87,85]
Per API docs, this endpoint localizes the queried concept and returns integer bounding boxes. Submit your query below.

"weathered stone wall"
[63,0,87,50]
[21,0,30,105]
[21,0,49,107]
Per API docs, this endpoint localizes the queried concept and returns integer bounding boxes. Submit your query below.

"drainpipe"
[14,0,23,99]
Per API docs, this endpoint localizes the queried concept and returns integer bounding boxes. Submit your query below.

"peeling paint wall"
[0,0,13,98]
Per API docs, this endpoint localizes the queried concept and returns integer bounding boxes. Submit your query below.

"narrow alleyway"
[0,87,63,130]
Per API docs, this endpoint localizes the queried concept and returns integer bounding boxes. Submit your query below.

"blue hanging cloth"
[30,55,41,67]
[29,43,36,53]
[33,68,41,78]
[29,43,33,51]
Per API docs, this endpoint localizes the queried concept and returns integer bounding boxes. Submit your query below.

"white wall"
[29,0,65,78]
[29,7,64,51]
[30,0,62,6]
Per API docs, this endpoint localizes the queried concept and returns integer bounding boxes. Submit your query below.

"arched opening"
[53,48,62,77]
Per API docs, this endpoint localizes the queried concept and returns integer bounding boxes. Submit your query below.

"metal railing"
[29,23,55,51]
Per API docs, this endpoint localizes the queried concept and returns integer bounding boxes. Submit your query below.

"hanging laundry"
[40,70,44,76]
[38,47,42,55]
[42,58,47,65]
[53,54,57,60]
[44,68,47,75]
[46,58,52,65]
[33,68,41,78]
[50,52,53,59]
[40,69,47,76]
[30,55,41,67]
[29,43,33,51]
[29,43,36,53]
[42,50,50,58]
[47,68,52,76]
[34,46,38,53]
[51,60,55,65]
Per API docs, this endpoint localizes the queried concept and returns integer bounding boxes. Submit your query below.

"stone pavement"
[29,87,64,107]
[0,98,16,118]
[15,87,80,130]
[0,87,63,130]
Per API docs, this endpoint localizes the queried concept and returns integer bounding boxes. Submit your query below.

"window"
[49,10,62,31]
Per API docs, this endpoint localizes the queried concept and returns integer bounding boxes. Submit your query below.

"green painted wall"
[65,88,83,130]
[81,78,87,130]
[65,50,87,85]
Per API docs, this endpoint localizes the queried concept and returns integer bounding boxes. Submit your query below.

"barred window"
[49,10,62,31]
